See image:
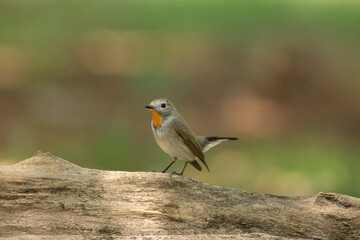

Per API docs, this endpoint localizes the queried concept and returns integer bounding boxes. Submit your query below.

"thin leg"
[162,157,177,173]
[180,161,188,175]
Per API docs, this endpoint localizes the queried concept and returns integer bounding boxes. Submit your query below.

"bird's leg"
[161,157,177,173]
[171,161,188,176]
[180,161,188,175]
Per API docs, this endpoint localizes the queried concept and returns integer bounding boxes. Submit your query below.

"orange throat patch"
[150,109,162,128]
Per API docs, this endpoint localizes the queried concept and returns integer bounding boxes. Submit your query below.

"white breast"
[151,120,195,161]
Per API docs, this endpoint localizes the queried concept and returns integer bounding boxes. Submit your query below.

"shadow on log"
[0,152,359,239]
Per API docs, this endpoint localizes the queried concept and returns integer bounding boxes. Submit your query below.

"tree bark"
[0,152,359,239]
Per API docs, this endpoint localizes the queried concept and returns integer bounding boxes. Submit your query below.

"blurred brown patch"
[221,93,285,137]
[0,45,25,89]
[77,29,141,76]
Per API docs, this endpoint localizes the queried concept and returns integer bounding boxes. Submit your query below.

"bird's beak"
[145,105,154,109]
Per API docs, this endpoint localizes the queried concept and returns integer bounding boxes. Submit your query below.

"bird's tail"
[198,136,238,152]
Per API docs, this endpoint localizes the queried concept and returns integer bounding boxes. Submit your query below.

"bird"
[145,98,238,175]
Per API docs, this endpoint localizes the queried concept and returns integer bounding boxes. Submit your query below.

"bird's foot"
[170,171,183,176]
[152,170,167,173]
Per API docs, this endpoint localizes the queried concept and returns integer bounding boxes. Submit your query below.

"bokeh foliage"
[0,0,360,197]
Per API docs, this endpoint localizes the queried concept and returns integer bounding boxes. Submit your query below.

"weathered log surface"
[0,152,359,239]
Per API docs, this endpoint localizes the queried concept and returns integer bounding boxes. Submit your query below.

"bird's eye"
[161,103,166,108]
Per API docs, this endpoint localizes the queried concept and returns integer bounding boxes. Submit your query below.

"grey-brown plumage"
[145,98,238,175]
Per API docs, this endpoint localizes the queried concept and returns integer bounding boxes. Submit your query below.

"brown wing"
[174,118,210,172]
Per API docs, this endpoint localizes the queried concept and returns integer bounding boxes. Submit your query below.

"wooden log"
[0,152,359,239]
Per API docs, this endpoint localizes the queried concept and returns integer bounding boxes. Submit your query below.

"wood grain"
[1,152,359,239]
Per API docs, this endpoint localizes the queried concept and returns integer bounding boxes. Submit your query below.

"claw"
[170,171,183,176]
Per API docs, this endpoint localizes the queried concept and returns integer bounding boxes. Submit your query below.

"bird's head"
[145,98,176,127]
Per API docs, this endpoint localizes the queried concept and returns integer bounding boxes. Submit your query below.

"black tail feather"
[206,136,238,142]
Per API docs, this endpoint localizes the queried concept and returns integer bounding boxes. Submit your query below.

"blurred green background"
[0,0,359,197]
